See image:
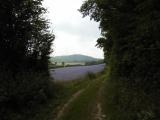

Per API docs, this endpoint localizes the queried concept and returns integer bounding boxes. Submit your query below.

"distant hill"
[50,54,102,62]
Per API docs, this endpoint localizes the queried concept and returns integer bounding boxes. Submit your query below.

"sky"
[43,0,104,58]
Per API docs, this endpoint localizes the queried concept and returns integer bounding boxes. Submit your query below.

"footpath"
[55,75,106,120]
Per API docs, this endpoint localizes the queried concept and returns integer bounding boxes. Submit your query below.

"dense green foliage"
[0,0,54,119]
[85,59,104,66]
[80,0,160,119]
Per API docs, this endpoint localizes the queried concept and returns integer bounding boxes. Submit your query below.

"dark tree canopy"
[0,0,54,73]
[80,0,160,119]
[0,1,55,119]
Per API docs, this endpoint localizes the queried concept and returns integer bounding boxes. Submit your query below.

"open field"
[50,64,105,80]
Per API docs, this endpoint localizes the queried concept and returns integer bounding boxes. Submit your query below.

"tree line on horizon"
[80,0,160,119]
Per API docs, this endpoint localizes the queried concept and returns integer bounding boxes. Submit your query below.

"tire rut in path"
[94,80,106,120]
[95,103,106,120]
[55,89,84,120]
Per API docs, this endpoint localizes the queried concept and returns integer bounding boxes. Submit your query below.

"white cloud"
[43,0,104,58]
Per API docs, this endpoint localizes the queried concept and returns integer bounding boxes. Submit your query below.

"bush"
[104,77,155,120]
[86,72,96,79]
[0,70,55,120]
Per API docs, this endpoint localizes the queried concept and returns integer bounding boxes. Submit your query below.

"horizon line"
[50,53,104,59]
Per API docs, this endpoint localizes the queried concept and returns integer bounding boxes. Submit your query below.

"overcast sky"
[43,0,104,58]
